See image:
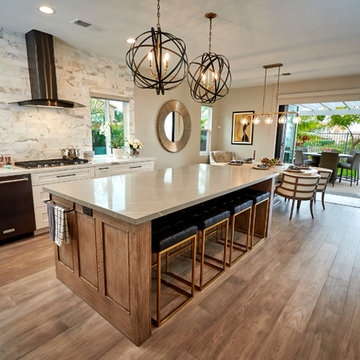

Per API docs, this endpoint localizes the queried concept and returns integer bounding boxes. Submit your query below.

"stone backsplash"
[0,28,134,161]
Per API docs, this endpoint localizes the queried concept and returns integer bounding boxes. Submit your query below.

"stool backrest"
[278,173,320,200]
[316,169,332,191]
[351,152,360,169]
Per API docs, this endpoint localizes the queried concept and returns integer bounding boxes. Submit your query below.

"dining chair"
[210,151,236,165]
[294,149,312,166]
[275,172,320,220]
[338,151,360,186]
[319,151,339,186]
[315,169,332,209]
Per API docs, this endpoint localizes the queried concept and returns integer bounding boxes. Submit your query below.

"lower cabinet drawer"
[34,205,49,230]
[32,185,50,208]
[111,161,154,176]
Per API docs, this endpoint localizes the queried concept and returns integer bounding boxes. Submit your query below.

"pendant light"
[187,13,231,104]
[125,0,188,95]
[252,64,300,125]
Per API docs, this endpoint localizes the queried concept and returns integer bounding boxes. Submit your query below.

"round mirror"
[157,100,191,153]
[164,111,184,142]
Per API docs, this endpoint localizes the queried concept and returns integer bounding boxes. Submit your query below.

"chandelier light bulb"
[265,116,273,125]
[293,115,301,124]
[253,116,261,125]
[241,118,248,125]
[278,115,287,124]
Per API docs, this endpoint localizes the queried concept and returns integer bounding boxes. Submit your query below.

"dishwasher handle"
[0,178,29,185]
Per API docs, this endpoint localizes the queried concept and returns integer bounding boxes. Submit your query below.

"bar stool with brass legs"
[220,196,253,266]
[240,190,270,249]
[151,216,197,326]
[185,203,230,291]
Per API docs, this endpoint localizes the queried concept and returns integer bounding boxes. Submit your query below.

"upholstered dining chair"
[210,151,236,165]
[315,169,333,210]
[275,172,320,220]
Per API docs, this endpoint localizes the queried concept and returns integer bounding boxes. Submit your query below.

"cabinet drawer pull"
[56,173,76,178]
[98,167,110,170]
[129,165,142,169]
[0,178,28,185]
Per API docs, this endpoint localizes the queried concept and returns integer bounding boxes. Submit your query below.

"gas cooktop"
[15,158,89,169]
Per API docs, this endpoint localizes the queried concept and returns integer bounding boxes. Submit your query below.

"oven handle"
[0,178,29,185]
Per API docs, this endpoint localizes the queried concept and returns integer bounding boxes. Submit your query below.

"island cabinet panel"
[103,223,130,312]
[77,213,98,289]
[52,195,152,346]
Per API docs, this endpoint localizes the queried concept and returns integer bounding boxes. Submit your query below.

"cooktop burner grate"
[15,158,89,169]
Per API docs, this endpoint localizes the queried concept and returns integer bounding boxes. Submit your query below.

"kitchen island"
[44,164,279,345]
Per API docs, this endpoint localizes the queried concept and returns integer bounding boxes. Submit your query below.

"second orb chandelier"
[187,13,232,104]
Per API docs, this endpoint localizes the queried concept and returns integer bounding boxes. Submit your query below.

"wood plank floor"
[1,200,360,360]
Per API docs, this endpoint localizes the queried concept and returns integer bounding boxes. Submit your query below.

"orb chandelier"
[252,64,301,125]
[187,13,231,104]
[125,0,188,95]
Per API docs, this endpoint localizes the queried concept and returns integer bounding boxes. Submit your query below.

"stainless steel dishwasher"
[0,174,36,241]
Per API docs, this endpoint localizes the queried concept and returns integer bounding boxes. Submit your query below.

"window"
[200,106,212,153]
[90,97,129,156]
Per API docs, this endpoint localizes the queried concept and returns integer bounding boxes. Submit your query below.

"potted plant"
[111,126,125,159]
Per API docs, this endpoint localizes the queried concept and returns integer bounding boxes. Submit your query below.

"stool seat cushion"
[242,190,270,203]
[230,199,253,214]
[152,219,198,252]
[190,207,230,230]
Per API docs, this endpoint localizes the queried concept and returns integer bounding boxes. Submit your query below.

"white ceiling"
[1,0,360,88]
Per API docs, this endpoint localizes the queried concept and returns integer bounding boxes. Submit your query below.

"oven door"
[0,174,36,241]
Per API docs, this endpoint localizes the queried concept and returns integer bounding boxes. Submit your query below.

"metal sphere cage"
[187,52,232,104]
[126,27,188,95]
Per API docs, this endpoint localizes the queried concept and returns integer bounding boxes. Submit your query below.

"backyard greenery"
[296,112,360,153]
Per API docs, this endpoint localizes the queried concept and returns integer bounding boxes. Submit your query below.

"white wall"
[134,82,205,169]
[0,28,134,161]
[212,74,360,161]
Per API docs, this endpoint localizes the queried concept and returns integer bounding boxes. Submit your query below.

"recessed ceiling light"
[39,6,55,14]
[127,38,136,44]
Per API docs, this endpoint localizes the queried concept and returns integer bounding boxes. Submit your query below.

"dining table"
[303,151,353,166]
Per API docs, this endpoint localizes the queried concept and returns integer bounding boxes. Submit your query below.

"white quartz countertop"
[0,157,155,177]
[44,163,279,225]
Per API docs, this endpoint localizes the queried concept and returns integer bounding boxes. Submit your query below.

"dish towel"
[47,202,70,246]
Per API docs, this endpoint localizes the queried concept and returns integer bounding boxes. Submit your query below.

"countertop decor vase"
[113,148,124,159]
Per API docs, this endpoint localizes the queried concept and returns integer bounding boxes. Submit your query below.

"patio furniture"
[315,169,333,210]
[338,151,360,186]
[294,149,312,166]
[210,151,236,165]
[275,172,320,220]
[319,152,339,186]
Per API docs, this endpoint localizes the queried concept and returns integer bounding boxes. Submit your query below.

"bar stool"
[241,190,270,249]
[186,203,230,290]
[151,216,197,326]
[220,196,253,266]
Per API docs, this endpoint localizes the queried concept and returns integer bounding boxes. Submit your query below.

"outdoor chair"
[338,151,360,186]
[319,151,339,186]
[275,172,320,220]
[294,149,312,166]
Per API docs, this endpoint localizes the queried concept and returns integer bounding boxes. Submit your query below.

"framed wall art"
[231,111,254,145]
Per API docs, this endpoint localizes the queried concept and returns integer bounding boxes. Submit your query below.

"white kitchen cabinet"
[94,165,112,178]
[111,161,154,176]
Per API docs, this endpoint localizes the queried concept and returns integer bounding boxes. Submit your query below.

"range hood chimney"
[11,30,84,108]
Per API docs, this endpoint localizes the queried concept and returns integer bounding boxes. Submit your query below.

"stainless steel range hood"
[10,30,85,108]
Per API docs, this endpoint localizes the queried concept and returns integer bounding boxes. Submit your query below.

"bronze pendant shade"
[125,0,188,95]
[187,13,232,104]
